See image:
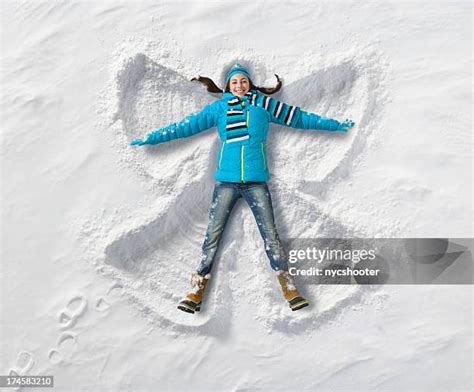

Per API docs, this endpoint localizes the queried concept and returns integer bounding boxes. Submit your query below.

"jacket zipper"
[261,142,266,170]
[240,101,248,182]
[241,145,245,182]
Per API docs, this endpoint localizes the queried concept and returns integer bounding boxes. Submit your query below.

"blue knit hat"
[225,63,252,84]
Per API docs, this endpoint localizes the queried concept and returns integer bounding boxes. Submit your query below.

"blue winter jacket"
[140,89,345,183]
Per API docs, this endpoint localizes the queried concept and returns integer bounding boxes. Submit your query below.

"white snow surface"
[1,1,472,391]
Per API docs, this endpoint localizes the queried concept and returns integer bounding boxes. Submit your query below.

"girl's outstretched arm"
[130,101,221,146]
[296,111,354,132]
[264,96,354,132]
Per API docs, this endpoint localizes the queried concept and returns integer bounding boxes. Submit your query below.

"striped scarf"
[225,90,301,143]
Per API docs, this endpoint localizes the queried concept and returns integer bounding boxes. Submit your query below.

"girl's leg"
[196,182,240,276]
[242,183,309,311]
[242,183,288,272]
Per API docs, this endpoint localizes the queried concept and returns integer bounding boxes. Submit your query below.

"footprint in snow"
[57,294,87,330]
[95,282,124,313]
[8,350,35,377]
[47,331,78,365]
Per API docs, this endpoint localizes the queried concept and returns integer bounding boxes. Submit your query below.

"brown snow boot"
[277,271,309,311]
[177,273,210,314]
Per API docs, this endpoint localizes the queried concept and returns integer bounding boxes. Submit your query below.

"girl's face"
[229,73,250,97]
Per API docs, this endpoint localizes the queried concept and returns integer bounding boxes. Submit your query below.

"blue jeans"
[196,181,288,276]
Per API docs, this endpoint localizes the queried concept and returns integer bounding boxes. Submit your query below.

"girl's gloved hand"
[130,138,147,146]
[337,119,355,132]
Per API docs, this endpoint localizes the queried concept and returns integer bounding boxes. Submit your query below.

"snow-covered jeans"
[196,181,288,276]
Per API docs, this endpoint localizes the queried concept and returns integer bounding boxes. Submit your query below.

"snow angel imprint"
[131,63,355,314]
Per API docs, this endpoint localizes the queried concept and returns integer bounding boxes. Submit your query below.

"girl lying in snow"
[131,64,354,313]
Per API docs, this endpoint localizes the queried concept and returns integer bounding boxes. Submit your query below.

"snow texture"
[1,1,472,391]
